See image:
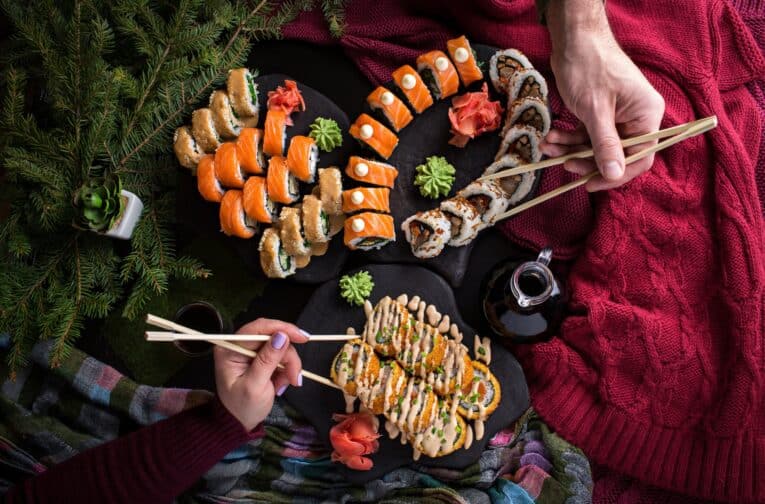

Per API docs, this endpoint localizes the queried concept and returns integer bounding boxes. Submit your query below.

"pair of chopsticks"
[479,115,718,221]
[145,314,345,390]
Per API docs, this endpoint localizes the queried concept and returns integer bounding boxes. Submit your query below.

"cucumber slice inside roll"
[278,246,291,271]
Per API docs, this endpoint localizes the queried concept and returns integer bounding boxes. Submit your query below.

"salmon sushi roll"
[219,190,258,239]
[173,126,203,171]
[366,86,413,132]
[226,68,259,119]
[349,114,399,160]
[266,156,300,204]
[331,340,381,397]
[344,212,396,251]
[209,90,243,139]
[263,109,288,157]
[457,361,501,420]
[278,206,310,257]
[191,108,221,153]
[446,35,484,87]
[259,227,296,279]
[401,209,452,259]
[345,156,399,189]
[243,176,279,224]
[317,167,343,215]
[214,142,246,189]
[196,154,224,203]
[341,187,390,214]
[416,50,459,100]
[302,195,331,243]
[489,48,532,94]
[392,65,433,113]
[236,128,265,175]
[286,135,319,183]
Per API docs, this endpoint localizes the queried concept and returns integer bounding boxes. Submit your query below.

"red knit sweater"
[5,398,264,503]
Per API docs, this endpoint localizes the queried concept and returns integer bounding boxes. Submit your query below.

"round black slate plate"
[283,264,530,484]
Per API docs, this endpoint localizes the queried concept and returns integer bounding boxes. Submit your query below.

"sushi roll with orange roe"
[196,154,224,203]
[219,190,258,239]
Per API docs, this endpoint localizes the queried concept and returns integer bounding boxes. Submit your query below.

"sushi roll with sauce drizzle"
[191,108,221,153]
[350,113,399,160]
[507,68,549,102]
[401,209,452,259]
[330,339,381,397]
[446,35,484,87]
[366,86,413,132]
[226,68,259,121]
[236,128,265,175]
[344,212,395,251]
[345,156,399,189]
[219,190,258,239]
[440,196,482,247]
[416,50,460,100]
[243,176,279,224]
[286,135,319,183]
[496,124,543,162]
[259,227,296,279]
[362,295,412,357]
[457,361,501,420]
[392,65,434,114]
[266,156,300,205]
[173,126,203,171]
[483,154,537,205]
[263,109,288,157]
[504,97,551,137]
[214,142,246,189]
[341,187,391,214]
[317,167,343,215]
[302,195,331,243]
[458,180,510,228]
[209,90,243,139]
[489,49,532,94]
[278,206,311,257]
[196,154,224,203]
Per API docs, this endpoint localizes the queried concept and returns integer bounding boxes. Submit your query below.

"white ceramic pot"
[105,190,144,240]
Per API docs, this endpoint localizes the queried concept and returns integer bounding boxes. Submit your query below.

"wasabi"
[339,270,375,307]
[414,156,456,199]
[309,117,343,152]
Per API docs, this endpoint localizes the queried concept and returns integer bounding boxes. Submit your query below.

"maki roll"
[416,50,459,99]
[266,156,300,204]
[278,206,311,257]
[236,128,265,175]
[413,402,468,458]
[341,187,391,214]
[263,109,288,157]
[259,228,296,279]
[317,167,343,215]
[196,154,224,203]
[365,360,409,415]
[440,196,482,247]
[484,154,537,205]
[489,48,532,93]
[446,35,483,87]
[191,108,221,153]
[362,296,412,357]
[457,361,501,420]
[392,65,434,114]
[173,126,203,171]
[401,209,452,259]
[366,86,413,132]
[507,68,549,102]
[302,194,331,243]
[214,142,246,189]
[344,212,396,251]
[345,156,399,189]
[496,124,543,162]
[330,339,382,397]
[226,68,259,120]
[350,113,399,160]
[209,90,242,139]
[243,176,279,224]
[219,190,258,239]
[503,97,551,137]
[286,135,319,183]
[458,180,510,227]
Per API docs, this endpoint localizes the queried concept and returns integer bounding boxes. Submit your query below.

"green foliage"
[74,174,124,231]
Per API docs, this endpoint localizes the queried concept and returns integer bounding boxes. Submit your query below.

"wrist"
[546,0,611,53]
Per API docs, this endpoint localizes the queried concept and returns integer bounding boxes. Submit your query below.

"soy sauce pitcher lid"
[509,247,555,308]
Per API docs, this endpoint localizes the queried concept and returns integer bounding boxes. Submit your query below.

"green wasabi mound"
[309,117,343,152]
[339,270,375,307]
[414,156,456,199]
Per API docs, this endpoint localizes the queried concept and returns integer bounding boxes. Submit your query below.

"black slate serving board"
[283,264,530,484]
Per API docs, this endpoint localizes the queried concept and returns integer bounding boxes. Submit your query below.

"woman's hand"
[542,0,665,191]
[214,318,309,431]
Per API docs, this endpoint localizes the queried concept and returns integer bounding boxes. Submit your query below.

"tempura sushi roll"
[365,360,409,415]
[243,176,279,224]
[341,187,391,214]
[345,156,399,188]
[396,321,447,376]
[504,97,550,137]
[196,154,224,203]
[414,402,468,457]
[416,50,459,99]
[432,343,474,396]
[259,228,296,279]
[457,361,501,420]
[226,68,259,119]
[349,113,399,160]
[401,209,452,259]
[331,339,381,397]
[302,195,331,243]
[286,135,319,183]
[393,379,438,433]
[446,35,483,87]
[458,180,510,227]
[173,126,203,171]
[219,190,258,239]
[278,206,310,257]
[214,142,246,189]
[191,108,221,153]
[236,128,265,175]
[508,68,548,102]
[362,296,412,357]
[344,212,396,251]
[392,65,434,114]
[366,86,413,132]
[266,156,300,204]
[317,167,343,215]
[209,90,242,139]
[263,109,288,157]
[489,48,532,93]
[440,196,482,247]
[484,154,537,205]
[496,124,542,162]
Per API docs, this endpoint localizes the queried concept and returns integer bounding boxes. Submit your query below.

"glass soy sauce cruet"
[481,247,565,343]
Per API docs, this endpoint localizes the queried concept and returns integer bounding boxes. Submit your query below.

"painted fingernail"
[298,372,303,386]
[271,332,287,350]
[277,384,288,396]
[299,329,311,339]
[604,161,624,180]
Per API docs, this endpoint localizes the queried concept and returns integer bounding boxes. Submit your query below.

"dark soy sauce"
[173,302,224,355]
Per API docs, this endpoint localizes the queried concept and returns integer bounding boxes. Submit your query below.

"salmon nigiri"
[341,187,391,214]
[345,156,399,189]
[286,135,319,183]
[366,86,413,132]
[243,176,279,224]
[392,65,433,114]
[197,154,224,202]
[236,128,265,175]
[446,36,483,87]
[266,156,300,204]
[344,212,395,251]
[263,109,287,157]
[220,190,258,239]
[349,114,398,160]
[416,50,459,99]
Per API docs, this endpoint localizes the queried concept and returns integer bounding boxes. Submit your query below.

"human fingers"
[214,342,264,388]
[271,368,293,397]
[247,331,290,388]
[581,102,626,182]
[544,126,589,146]
[236,318,310,345]
[273,345,303,387]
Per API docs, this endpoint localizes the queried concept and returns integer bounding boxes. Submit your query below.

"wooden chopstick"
[493,116,718,222]
[145,314,342,390]
[145,331,356,342]
[479,116,718,181]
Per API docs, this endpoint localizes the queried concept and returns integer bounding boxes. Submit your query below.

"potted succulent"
[74,174,143,240]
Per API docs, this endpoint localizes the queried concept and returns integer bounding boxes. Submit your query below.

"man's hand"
[542,0,665,191]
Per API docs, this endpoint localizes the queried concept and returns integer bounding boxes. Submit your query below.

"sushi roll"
[392,65,434,114]
[302,195,331,243]
[457,361,501,420]
[278,206,311,257]
[503,97,551,137]
[341,187,391,214]
[191,108,221,153]
[458,180,510,227]
[396,321,447,376]
[317,167,343,215]
[416,50,460,100]
[365,360,409,415]
[440,196,482,247]
[496,124,543,162]
[219,190,258,239]
[484,154,537,205]
[236,128,265,175]
[401,209,452,259]
[209,90,243,139]
[226,68,259,119]
[345,156,399,188]
[196,154,224,203]
[286,135,319,183]
[394,379,439,433]
[350,113,399,160]
[243,176,279,224]
[214,142,246,189]
[330,339,381,397]
[446,35,483,87]
[414,401,468,457]
[263,109,288,157]
[266,156,300,204]
[431,342,474,396]
[489,48,532,93]
[259,227,296,279]
[366,86,413,132]
[362,296,412,357]
[310,241,330,257]
[507,68,549,102]
[173,126,203,171]
[344,212,396,251]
